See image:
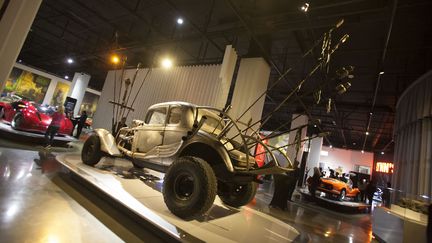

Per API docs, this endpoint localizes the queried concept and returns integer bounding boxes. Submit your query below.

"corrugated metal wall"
[93,64,227,130]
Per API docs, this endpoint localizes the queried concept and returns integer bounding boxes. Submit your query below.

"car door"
[133,106,167,158]
[162,105,192,165]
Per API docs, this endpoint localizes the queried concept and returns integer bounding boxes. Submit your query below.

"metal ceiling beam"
[362,0,398,152]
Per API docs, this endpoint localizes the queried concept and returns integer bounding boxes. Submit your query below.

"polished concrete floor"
[0,137,377,242]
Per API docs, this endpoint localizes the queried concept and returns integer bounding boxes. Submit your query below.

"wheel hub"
[174,173,194,200]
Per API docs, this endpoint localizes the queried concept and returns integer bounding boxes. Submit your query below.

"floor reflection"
[252,181,376,242]
[0,145,124,243]
[0,140,378,243]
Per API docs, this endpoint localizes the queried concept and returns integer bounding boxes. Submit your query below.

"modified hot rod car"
[82,101,293,219]
[0,100,73,136]
[311,177,361,201]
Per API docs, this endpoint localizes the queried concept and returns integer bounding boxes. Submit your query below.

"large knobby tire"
[218,181,257,208]
[81,135,103,166]
[339,189,346,201]
[162,156,217,219]
[11,113,24,130]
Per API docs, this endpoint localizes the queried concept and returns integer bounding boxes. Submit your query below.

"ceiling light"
[67,58,74,64]
[111,55,120,64]
[329,145,333,148]
[177,18,184,25]
[18,59,22,63]
[300,3,310,12]
[64,75,69,80]
[161,58,173,69]
[379,71,385,75]
[365,131,369,135]
[361,150,364,153]
[381,151,385,155]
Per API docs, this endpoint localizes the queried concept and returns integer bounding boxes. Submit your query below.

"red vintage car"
[0,100,73,136]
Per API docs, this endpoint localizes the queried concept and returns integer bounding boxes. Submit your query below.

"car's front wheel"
[82,135,103,166]
[218,181,257,208]
[339,189,346,201]
[11,112,24,130]
[162,156,217,219]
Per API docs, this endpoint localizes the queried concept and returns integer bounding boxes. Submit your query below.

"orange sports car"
[315,178,361,201]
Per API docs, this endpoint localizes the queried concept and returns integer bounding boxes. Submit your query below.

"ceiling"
[18,0,432,153]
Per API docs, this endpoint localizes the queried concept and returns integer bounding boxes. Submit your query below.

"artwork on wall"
[50,82,70,107]
[2,67,51,103]
[79,91,100,117]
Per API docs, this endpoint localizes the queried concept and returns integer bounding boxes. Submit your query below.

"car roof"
[148,101,196,110]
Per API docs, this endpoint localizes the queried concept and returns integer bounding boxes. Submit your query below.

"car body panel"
[317,178,360,197]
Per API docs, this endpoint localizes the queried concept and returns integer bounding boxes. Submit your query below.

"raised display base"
[0,122,76,145]
[299,188,370,213]
[56,154,300,242]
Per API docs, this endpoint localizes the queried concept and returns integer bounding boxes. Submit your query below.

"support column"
[67,72,90,115]
[305,137,323,178]
[0,0,42,93]
[285,114,308,167]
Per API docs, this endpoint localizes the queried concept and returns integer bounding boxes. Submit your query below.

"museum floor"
[0,138,377,243]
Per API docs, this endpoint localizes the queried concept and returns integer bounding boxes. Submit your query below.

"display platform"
[299,188,370,213]
[0,122,76,145]
[56,154,300,242]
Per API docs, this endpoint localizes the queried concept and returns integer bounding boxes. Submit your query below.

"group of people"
[44,106,88,148]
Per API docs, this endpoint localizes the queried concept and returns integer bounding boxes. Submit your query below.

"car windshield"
[0,95,21,103]
[35,104,56,115]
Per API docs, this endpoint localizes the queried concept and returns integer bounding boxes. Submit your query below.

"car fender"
[94,128,122,156]
[179,132,234,173]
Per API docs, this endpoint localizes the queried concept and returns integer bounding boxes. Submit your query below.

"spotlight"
[111,55,120,64]
[381,151,385,155]
[329,145,333,148]
[161,58,173,69]
[365,131,369,135]
[361,150,364,154]
[336,81,351,94]
[64,75,69,80]
[177,18,184,25]
[379,71,385,75]
[18,59,22,63]
[300,3,310,12]
[67,58,74,64]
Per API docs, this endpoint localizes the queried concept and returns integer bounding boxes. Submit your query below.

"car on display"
[0,95,22,117]
[310,177,361,201]
[0,100,73,136]
[82,101,292,219]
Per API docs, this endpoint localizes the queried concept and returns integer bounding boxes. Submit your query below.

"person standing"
[45,106,65,148]
[75,110,87,139]
[365,179,377,205]
[358,179,367,202]
[308,167,321,198]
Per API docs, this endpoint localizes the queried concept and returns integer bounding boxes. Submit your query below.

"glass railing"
[378,188,430,225]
